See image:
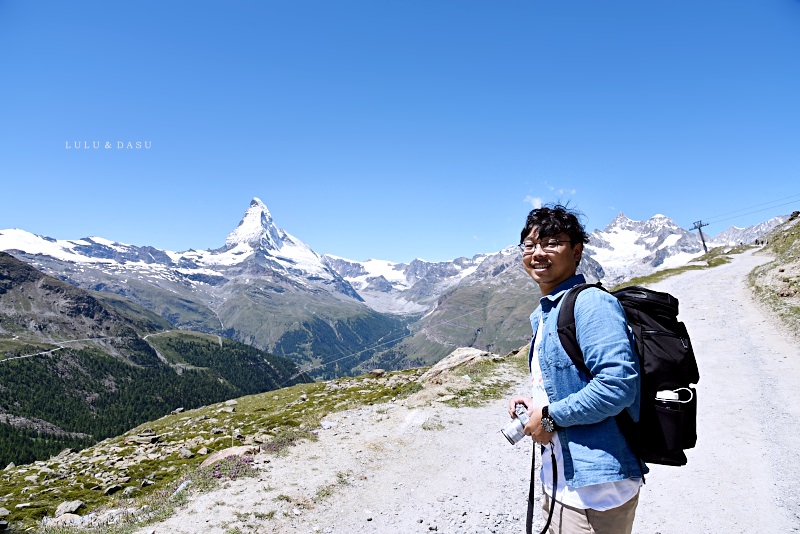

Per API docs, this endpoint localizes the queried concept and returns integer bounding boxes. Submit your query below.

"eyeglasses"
[517,239,571,255]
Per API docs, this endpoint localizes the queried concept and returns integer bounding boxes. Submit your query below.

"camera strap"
[526,442,557,534]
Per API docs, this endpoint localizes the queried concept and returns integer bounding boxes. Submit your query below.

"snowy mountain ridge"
[0,198,790,377]
[583,212,791,285]
[328,211,790,298]
[707,215,789,247]
[583,212,705,285]
[0,200,788,312]
[322,254,490,314]
[1,198,342,293]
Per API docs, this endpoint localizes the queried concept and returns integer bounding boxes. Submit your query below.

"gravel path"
[634,248,800,533]
[137,248,800,534]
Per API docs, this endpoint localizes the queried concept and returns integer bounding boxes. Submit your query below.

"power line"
[701,193,800,226]
[0,336,132,363]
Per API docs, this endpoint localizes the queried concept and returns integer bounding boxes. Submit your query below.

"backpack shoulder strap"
[556,282,645,469]
[556,282,606,377]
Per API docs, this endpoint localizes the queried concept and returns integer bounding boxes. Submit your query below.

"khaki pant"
[541,489,640,534]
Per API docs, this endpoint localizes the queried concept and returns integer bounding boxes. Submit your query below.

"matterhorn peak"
[225,197,284,250]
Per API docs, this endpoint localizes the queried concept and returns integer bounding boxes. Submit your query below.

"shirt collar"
[541,273,587,304]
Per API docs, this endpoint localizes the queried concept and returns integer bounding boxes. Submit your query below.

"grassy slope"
[748,213,800,335]
[0,347,529,532]
[0,330,311,467]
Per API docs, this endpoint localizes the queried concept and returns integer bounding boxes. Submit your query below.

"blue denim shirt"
[531,274,648,487]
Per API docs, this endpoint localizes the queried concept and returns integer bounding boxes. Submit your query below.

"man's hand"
[507,396,532,419]
[507,396,555,444]
[526,407,555,445]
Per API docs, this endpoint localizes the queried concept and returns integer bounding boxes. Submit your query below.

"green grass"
[441,350,528,408]
[748,216,800,332]
[2,367,429,533]
[313,470,352,501]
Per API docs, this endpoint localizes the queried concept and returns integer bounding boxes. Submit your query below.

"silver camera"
[501,403,530,445]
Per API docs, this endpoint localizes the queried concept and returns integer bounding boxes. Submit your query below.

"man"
[507,204,646,534]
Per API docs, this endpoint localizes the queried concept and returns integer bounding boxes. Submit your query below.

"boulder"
[124,434,161,445]
[103,484,122,495]
[418,347,491,384]
[55,500,84,517]
[199,446,257,468]
[53,449,75,460]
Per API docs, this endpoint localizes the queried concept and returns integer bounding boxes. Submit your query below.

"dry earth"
[134,248,800,534]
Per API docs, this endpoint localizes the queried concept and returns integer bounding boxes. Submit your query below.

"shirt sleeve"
[547,288,640,427]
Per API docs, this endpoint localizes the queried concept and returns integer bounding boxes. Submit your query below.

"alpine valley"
[0,198,789,465]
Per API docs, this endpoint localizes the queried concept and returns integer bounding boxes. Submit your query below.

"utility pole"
[691,220,709,253]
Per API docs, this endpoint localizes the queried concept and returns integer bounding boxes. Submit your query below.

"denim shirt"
[530,274,647,487]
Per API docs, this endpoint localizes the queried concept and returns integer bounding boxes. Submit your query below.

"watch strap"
[542,405,559,431]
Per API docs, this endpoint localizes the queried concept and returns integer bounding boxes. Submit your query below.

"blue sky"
[1,1,798,263]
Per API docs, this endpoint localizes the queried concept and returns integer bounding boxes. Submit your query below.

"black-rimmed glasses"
[517,239,571,255]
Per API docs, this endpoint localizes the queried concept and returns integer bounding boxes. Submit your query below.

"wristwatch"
[541,406,558,433]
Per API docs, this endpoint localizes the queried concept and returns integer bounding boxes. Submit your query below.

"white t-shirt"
[530,312,641,511]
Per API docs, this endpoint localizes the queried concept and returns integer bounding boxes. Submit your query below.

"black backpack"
[557,283,699,466]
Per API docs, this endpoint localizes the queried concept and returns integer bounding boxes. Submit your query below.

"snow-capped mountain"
[707,215,791,247]
[0,198,788,377]
[584,213,706,285]
[0,198,387,378]
[322,254,490,315]
[0,198,359,301]
[325,211,786,316]
[581,212,792,285]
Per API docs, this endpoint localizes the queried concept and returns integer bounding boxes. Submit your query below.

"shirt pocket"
[545,330,577,370]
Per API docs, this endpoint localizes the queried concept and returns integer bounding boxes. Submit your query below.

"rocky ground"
[112,247,800,534]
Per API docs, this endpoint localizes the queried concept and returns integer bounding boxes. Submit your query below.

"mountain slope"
[331,212,780,361]
[0,251,311,466]
[0,199,408,378]
[748,210,800,334]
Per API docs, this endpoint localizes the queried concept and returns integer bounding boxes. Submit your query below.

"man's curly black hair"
[520,204,590,246]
